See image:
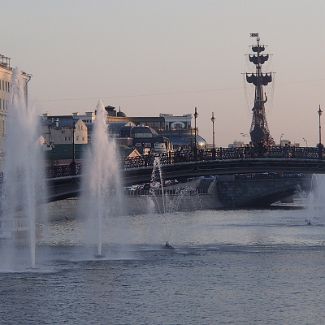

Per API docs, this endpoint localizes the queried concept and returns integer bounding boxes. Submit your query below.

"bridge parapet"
[47,163,81,178]
[46,146,324,179]
[123,146,322,170]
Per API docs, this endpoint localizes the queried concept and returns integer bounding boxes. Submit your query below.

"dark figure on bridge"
[212,148,216,160]
[317,143,324,160]
[69,160,77,175]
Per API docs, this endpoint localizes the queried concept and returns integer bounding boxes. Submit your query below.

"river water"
[1,205,325,324]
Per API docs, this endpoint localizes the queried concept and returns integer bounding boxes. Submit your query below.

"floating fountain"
[149,157,166,214]
[149,156,175,248]
[149,156,203,214]
[0,69,47,270]
[305,174,325,224]
[80,100,124,257]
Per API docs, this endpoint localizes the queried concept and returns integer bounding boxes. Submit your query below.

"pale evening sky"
[1,0,325,146]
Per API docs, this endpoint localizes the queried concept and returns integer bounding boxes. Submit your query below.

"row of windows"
[0,98,8,110]
[63,136,86,141]
[0,80,10,92]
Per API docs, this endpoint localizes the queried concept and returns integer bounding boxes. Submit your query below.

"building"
[42,113,90,144]
[160,113,192,130]
[41,106,207,161]
[0,53,31,151]
[107,109,206,149]
[41,114,88,145]
[228,141,245,148]
[41,114,88,162]
[280,139,291,147]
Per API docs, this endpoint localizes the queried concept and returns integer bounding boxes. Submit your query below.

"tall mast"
[246,33,274,147]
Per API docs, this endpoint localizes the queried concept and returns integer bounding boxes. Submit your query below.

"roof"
[167,134,207,146]
[119,145,141,158]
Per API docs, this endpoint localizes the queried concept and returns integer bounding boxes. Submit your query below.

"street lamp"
[194,107,198,160]
[302,137,308,147]
[318,105,322,146]
[318,105,323,159]
[71,118,76,174]
[211,112,215,149]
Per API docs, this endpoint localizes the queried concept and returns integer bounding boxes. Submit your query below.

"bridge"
[46,146,325,202]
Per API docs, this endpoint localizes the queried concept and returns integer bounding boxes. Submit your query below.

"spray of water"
[305,174,325,224]
[149,157,166,214]
[0,68,47,270]
[80,100,124,257]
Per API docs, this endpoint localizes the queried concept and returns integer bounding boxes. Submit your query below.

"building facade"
[0,53,31,151]
[41,115,88,146]
[115,111,206,148]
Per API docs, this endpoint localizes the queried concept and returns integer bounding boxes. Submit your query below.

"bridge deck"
[1,146,321,203]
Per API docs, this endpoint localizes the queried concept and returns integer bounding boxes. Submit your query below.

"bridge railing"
[123,146,322,169]
[46,146,323,177]
[47,163,82,178]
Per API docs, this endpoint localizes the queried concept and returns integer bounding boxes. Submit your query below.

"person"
[305,219,312,226]
[164,241,174,249]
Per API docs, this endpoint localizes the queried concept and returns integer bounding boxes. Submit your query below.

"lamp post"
[318,105,323,159]
[211,112,215,149]
[318,105,322,146]
[194,107,198,160]
[71,119,76,174]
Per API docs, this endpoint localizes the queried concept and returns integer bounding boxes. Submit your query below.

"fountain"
[80,100,124,257]
[0,68,47,270]
[149,156,175,248]
[305,174,325,224]
[149,157,203,214]
[149,157,166,214]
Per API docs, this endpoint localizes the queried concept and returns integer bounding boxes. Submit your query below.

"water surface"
[1,207,325,324]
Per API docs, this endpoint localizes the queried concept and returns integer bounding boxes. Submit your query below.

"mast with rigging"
[246,33,274,147]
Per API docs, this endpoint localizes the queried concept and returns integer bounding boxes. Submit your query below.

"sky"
[1,0,325,146]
